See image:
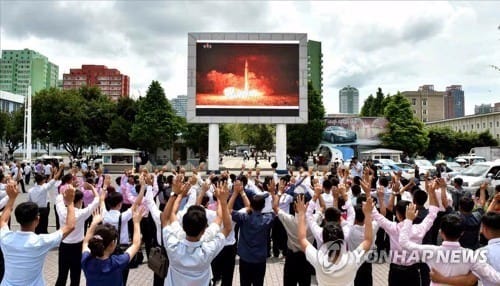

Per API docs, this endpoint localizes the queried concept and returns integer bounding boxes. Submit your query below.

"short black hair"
[354,205,364,223]
[395,200,411,220]
[14,202,39,226]
[35,174,46,184]
[379,177,389,187]
[322,179,332,190]
[322,222,344,244]
[74,190,84,204]
[459,197,474,213]
[351,185,361,197]
[182,205,207,237]
[250,195,265,211]
[324,207,341,223]
[107,192,123,208]
[271,162,278,169]
[440,214,464,240]
[353,176,361,186]
[237,175,248,187]
[453,177,463,187]
[330,177,339,187]
[413,190,428,206]
[481,212,500,232]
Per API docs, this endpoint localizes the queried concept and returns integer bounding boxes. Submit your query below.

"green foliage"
[423,127,498,159]
[179,120,231,157]
[287,82,326,156]
[32,87,115,157]
[106,97,138,149]
[130,81,181,155]
[360,88,390,116]
[360,95,374,116]
[380,92,429,156]
[241,124,275,153]
[4,108,25,156]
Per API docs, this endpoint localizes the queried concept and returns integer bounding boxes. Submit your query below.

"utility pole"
[23,85,32,162]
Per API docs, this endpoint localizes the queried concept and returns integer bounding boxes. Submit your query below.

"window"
[490,122,493,128]
[422,109,427,115]
[477,123,480,129]
[483,122,486,128]
[412,99,416,105]
[422,99,427,106]
[471,124,474,129]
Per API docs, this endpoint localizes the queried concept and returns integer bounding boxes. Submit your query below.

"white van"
[452,161,500,194]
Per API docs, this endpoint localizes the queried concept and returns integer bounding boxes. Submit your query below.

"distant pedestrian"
[24,163,31,185]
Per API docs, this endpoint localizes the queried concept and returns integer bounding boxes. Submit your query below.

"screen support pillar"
[276,124,287,174]
[208,123,219,173]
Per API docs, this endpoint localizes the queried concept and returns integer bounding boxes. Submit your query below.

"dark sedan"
[322,126,357,143]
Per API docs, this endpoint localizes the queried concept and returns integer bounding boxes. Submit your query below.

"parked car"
[379,164,414,180]
[394,163,416,178]
[322,126,357,143]
[450,161,500,194]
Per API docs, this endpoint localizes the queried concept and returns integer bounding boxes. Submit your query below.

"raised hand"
[267,179,276,195]
[64,185,76,205]
[5,181,18,199]
[295,194,307,215]
[91,208,103,225]
[172,175,184,195]
[405,203,418,221]
[362,196,374,214]
[132,206,145,223]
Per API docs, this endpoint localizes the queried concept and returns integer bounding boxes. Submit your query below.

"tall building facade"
[307,40,323,95]
[0,49,59,95]
[170,95,187,117]
[401,85,445,122]
[339,85,359,114]
[63,65,130,101]
[444,85,465,119]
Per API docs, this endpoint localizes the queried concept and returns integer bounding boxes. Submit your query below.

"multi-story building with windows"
[170,95,187,117]
[307,40,323,95]
[339,85,359,114]
[0,49,59,96]
[62,65,129,101]
[426,111,500,142]
[444,85,464,119]
[0,90,24,113]
[401,85,445,122]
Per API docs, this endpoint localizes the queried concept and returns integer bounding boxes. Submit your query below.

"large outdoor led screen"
[187,33,308,124]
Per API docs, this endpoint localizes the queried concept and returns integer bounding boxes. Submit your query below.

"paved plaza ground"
[11,157,391,285]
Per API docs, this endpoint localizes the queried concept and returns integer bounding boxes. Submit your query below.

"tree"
[32,87,115,158]
[422,127,456,159]
[182,121,231,158]
[242,124,274,155]
[360,94,374,116]
[130,81,181,158]
[107,97,138,149]
[380,92,429,156]
[287,82,326,156]
[369,87,385,116]
[4,108,24,158]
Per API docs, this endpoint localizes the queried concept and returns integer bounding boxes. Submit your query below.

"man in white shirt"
[429,212,500,286]
[10,161,25,194]
[350,157,363,178]
[0,181,76,286]
[271,188,315,285]
[297,195,374,286]
[24,163,32,185]
[28,166,64,234]
[162,176,232,286]
[44,162,52,179]
[400,206,500,286]
[55,183,99,286]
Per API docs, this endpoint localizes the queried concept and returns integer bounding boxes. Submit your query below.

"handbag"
[147,217,169,278]
[114,212,144,268]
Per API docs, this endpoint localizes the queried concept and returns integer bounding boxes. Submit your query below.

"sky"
[1,1,499,115]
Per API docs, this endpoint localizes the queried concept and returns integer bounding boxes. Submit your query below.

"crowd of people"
[0,157,499,286]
